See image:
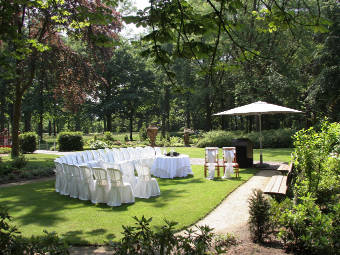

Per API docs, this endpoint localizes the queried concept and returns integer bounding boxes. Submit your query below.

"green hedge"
[19,132,37,153]
[57,132,83,151]
[196,129,296,148]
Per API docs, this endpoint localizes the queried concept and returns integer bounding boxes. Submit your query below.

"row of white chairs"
[54,147,163,206]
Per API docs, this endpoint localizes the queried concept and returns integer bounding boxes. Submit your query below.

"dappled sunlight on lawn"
[0,165,257,244]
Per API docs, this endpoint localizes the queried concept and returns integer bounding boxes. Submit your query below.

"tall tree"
[0,0,121,156]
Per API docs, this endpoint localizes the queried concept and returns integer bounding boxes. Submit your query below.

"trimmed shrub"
[19,132,37,153]
[196,129,295,148]
[104,131,115,141]
[196,130,242,148]
[248,189,272,243]
[11,155,27,169]
[57,132,83,151]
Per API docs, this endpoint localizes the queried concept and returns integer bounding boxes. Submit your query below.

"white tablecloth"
[151,154,193,179]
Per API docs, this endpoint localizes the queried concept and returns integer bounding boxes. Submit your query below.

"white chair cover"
[60,163,71,196]
[81,151,90,162]
[112,148,124,162]
[91,167,109,204]
[206,148,218,163]
[85,150,95,161]
[54,161,65,193]
[107,151,116,163]
[134,160,160,198]
[144,146,156,158]
[78,165,94,201]
[91,150,102,161]
[127,147,136,160]
[98,149,109,162]
[208,164,216,180]
[120,148,131,161]
[106,168,134,206]
[68,164,81,198]
[223,150,235,179]
[75,152,85,164]
[205,147,218,179]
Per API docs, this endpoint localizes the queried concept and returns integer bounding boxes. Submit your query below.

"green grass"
[0,166,256,245]
[175,147,293,162]
[1,153,58,164]
[0,154,58,184]
[253,148,293,163]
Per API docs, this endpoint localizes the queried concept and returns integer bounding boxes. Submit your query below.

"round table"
[150,154,193,179]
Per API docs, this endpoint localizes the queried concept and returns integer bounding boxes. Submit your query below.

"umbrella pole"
[259,114,263,165]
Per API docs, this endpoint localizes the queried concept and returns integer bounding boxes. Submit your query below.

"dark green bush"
[11,155,27,169]
[248,189,272,243]
[196,129,296,148]
[196,130,241,148]
[269,121,340,254]
[57,132,83,151]
[103,131,115,141]
[139,124,148,141]
[110,216,236,254]
[19,132,37,153]
[276,194,335,255]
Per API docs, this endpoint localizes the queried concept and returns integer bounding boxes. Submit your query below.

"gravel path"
[189,170,277,235]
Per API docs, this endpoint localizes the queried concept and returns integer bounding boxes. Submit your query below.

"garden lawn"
[0,154,58,184]
[0,165,256,245]
[175,147,293,162]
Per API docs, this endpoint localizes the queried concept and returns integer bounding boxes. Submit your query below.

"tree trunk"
[48,120,52,136]
[165,86,170,133]
[38,111,43,141]
[74,112,81,131]
[53,119,56,136]
[185,94,191,128]
[204,76,212,131]
[103,116,107,132]
[0,82,7,131]
[11,86,23,157]
[24,111,31,132]
[129,113,133,141]
[106,113,112,132]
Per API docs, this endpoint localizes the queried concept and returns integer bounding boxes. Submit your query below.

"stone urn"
[147,125,158,147]
[183,128,193,147]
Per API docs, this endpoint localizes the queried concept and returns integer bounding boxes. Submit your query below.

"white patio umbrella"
[214,101,303,165]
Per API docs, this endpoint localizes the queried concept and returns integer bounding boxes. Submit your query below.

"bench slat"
[264,175,287,195]
[272,175,284,193]
[263,175,279,193]
[278,176,288,194]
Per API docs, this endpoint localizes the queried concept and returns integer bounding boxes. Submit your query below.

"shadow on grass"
[0,177,193,227]
[62,229,116,245]
[0,181,96,226]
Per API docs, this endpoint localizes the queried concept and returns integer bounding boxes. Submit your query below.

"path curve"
[189,170,277,236]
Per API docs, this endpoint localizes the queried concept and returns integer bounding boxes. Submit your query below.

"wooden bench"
[264,175,288,195]
[264,163,294,196]
[277,162,293,175]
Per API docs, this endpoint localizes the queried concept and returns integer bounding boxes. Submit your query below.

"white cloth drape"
[222,151,234,179]
[151,154,193,179]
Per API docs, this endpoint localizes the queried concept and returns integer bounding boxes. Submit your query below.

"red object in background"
[0,128,12,147]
